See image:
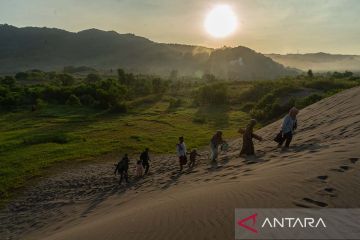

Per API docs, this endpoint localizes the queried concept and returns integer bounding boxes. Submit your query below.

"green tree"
[85,73,101,84]
[58,74,75,86]
[169,70,178,80]
[196,83,228,105]
[1,76,16,88]
[307,69,314,78]
[66,94,81,106]
[15,72,29,81]
[117,68,126,85]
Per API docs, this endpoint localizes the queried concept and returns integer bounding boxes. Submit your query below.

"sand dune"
[1,87,360,240]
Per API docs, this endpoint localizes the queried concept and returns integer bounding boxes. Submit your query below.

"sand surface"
[1,87,360,240]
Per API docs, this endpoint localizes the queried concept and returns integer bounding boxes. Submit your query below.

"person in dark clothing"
[188,149,200,168]
[140,148,150,174]
[239,119,263,156]
[114,154,130,184]
[176,136,187,171]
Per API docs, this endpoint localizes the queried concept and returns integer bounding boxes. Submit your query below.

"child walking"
[188,149,200,168]
[135,160,143,177]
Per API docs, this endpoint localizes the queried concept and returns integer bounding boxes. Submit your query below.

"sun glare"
[204,5,237,38]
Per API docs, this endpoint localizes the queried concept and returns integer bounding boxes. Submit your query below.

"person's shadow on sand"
[242,154,267,164]
[161,171,182,190]
[81,184,124,217]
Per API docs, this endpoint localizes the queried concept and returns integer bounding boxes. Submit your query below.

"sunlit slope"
[40,87,360,240]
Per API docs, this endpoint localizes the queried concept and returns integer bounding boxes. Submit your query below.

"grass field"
[0,99,251,202]
[1,73,359,204]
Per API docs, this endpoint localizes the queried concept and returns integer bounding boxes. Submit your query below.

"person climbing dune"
[210,131,226,163]
[176,136,187,172]
[140,148,150,175]
[239,119,263,156]
[188,149,201,168]
[274,107,299,149]
[114,154,130,184]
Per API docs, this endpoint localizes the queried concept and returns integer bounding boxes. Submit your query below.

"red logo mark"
[237,213,258,233]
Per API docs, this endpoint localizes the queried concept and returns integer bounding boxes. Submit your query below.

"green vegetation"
[0,69,359,203]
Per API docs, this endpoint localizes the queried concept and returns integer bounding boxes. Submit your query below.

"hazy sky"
[1,0,360,54]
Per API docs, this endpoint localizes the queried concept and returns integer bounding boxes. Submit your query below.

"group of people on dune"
[114,107,299,184]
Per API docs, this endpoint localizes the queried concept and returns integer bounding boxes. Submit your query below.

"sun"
[204,5,237,38]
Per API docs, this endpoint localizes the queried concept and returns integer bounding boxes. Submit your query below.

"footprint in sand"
[349,157,359,164]
[324,187,335,193]
[330,165,351,173]
[317,175,328,180]
[317,187,337,198]
[340,165,350,171]
[245,161,257,165]
[302,198,328,207]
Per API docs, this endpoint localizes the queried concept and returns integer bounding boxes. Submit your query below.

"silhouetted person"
[239,119,262,156]
[176,136,187,171]
[210,131,225,162]
[276,107,299,148]
[188,149,200,168]
[140,148,150,174]
[114,154,130,184]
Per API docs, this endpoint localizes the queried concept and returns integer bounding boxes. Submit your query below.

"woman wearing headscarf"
[210,131,225,162]
[239,119,263,156]
[275,107,299,148]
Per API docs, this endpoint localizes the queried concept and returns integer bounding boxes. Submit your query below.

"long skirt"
[210,143,218,161]
[240,138,255,156]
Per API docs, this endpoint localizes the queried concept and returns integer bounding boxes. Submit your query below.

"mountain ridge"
[266,52,360,72]
[0,24,297,80]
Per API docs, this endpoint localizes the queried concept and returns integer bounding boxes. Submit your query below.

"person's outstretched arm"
[252,133,263,141]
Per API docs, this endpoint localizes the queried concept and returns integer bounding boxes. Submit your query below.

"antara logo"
[237,214,326,234]
[261,217,327,228]
[237,214,258,233]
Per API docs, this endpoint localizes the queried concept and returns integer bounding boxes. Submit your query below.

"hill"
[0,24,297,80]
[207,47,300,80]
[267,52,360,72]
[1,85,359,239]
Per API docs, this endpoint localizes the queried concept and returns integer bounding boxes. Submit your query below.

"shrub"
[168,98,182,110]
[85,73,101,83]
[0,76,16,88]
[110,101,128,113]
[192,115,207,124]
[240,102,255,113]
[80,94,95,106]
[57,74,75,86]
[196,83,228,105]
[41,85,71,104]
[66,94,81,106]
[23,132,72,145]
[15,72,29,81]
[295,93,323,109]
[304,78,357,91]
[35,98,47,109]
